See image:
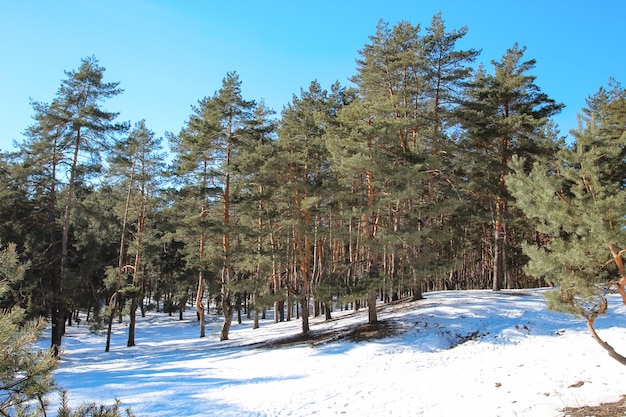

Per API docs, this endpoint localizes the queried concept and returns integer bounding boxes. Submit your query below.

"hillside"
[44,289,626,416]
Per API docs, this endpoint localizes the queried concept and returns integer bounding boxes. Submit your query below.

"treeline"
[0,13,604,354]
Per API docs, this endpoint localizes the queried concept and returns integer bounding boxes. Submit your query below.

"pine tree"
[169,94,222,338]
[18,56,127,354]
[333,20,428,322]
[274,81,344,333]
[170,72,256,340]
[123,122,165,346]
[103,121,166,350]
[0,242,57,415]
[69,185,121,343]
[422,12,479,200]
[327,15,476,318]
[458,44,563,290]
[508,80,626,364]
[229,102,278,329]
[213,73,257,340]
[410,13,478,293]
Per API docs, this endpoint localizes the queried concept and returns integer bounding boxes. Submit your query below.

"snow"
[39,289,626,416]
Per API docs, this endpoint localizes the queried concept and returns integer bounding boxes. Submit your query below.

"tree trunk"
[324,302,332,320]
[196,160,209,338]
[221,287,235,341]
[127,298,137,347]
[48,140,62,356]
[493,195,505,292]
[220,144,233,341]
[494,124,509,291]
[609,245,626,304]
[196,271,205,338]
[51,306,64,357]
[236,293,242,324]
[276,300,284,322]
[412,284,424,301]
[301,295,310,335]
[253,303,260,329]
[104,292,117,353]
[286,291,292,321]
[55,134,82,355]
[111,153,136,352]
[367,288,377,324]
[127,183,146,347]
[585,317,626,366]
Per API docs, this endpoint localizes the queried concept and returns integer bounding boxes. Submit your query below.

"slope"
[42,289,626,416]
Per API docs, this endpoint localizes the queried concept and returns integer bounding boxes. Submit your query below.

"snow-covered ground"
[41,289,626,416]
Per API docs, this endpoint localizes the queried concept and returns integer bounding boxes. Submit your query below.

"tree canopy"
[1,14,624,371]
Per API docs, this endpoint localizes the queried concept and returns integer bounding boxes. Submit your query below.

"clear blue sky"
[1,0,624,152]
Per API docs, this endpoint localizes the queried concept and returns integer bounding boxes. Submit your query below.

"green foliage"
[508,80,626,320]
[0,313,57,416]
[458,43,564,290]
[0,243,136,416]
[13,56,128,354]
[3,14,620,363]
[121,285,142,299]
[88,304,107,335]
[0,243,57,416]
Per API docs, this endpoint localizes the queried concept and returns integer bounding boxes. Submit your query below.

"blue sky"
[1,1,624,152]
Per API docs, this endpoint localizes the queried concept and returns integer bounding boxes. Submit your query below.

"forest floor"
[264,300,626,417]
[44,288,626,416]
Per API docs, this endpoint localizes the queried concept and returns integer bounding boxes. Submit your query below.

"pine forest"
[2,13,626,415]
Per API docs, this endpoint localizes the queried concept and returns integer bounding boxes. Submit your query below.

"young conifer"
[509,80,626,364]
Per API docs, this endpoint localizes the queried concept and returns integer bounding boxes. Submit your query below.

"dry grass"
[562,395,626,417]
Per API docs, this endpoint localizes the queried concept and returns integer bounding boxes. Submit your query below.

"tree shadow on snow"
[259,320,399,349]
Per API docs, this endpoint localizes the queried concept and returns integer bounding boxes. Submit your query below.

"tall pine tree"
[18,56,126,354]
[170,72,256,340]
[458,44,563,290]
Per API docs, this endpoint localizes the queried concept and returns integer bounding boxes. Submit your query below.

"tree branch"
[585,316,626,366]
